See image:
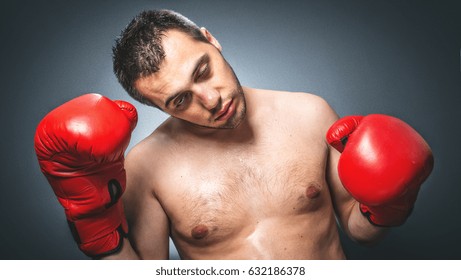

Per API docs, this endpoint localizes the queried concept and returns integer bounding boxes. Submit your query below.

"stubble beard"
[218,85,246,129]
[216,60,247,130]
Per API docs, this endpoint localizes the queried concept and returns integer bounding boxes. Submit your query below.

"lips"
[215,99,234,121]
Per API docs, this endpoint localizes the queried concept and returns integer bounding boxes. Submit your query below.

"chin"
[221,103,246,129]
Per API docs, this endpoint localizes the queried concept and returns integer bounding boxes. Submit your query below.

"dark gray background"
[1,0,460,259]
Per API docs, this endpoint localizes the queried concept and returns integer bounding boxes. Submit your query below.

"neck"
[175,113,254,144]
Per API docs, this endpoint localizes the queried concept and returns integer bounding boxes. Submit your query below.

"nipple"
[191,224,209,240]
[306,183,321,199]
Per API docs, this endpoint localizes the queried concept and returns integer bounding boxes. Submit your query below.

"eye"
[175,92,191,109]
[196,63,209,80]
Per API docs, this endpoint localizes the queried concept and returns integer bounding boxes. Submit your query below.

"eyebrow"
[164,54,210,109]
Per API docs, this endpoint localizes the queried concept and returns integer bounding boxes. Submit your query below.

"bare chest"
[155,134,330,245]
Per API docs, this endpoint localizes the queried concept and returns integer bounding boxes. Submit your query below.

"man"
[34,10,433,259]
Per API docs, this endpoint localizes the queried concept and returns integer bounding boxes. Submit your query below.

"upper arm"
[123,143,170,259]
[317,99,373,240]
[293,93,386,242]
[307,94,357,234]
[326,144,356,232]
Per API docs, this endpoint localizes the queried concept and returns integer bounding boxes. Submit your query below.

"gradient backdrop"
[1,0,460,259]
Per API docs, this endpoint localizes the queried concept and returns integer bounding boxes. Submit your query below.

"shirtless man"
[34,10,433,259]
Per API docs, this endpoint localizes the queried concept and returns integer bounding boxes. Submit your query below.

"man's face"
[134,29,246,129]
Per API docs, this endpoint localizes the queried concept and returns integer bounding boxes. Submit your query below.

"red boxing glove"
[34,93,137,257]
[326,114,433,226]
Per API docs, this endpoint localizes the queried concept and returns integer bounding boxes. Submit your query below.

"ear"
[200,27,222,51]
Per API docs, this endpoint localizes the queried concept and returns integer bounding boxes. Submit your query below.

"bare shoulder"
[124,119,175,190]
[278,90,335,117]
[246,87,339,129]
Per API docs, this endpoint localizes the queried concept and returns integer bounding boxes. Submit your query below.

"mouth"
[215,99,235,122]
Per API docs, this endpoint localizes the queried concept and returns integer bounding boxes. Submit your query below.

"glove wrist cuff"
[68,200,128,258]
[359,203,413,227]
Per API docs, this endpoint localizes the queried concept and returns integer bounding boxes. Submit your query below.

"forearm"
[346,202,389,245]
[101,238,140,260]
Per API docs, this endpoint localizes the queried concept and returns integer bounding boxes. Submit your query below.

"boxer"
[34,10,433,259]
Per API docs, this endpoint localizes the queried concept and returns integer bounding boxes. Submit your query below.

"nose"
[195,85,220,111]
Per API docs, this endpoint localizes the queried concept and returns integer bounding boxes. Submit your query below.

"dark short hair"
[112,10,208,107]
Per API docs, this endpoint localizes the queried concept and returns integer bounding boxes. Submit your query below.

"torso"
[132,88,345,259]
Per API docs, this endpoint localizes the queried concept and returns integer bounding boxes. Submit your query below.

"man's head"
[113,10,208,107]
[113,9,246,129]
